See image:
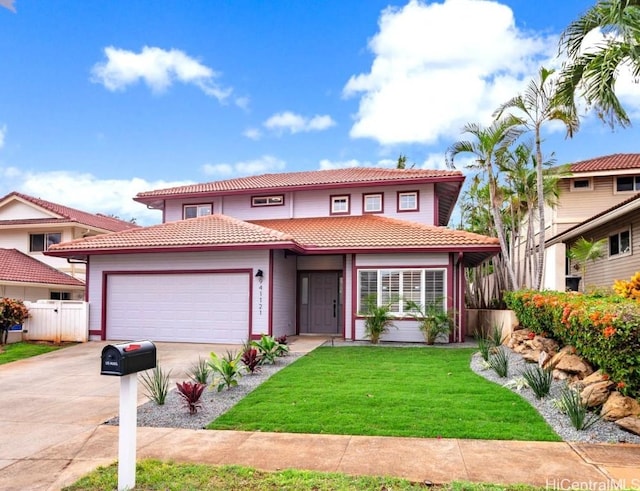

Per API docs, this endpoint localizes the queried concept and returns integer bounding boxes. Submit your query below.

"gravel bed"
[105,353,303,430]
[106,345,640,444]
[470,347,640,444]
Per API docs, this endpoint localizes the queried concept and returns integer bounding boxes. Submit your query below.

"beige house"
[0,192,138,301]
[544,154,640,291]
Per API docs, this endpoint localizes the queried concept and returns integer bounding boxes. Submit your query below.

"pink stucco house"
[46,167,500,344]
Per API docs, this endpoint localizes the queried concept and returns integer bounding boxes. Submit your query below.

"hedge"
[504,290,640,397]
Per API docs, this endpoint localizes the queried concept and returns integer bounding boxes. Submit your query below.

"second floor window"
[183,204,212,219]
[609,229,631,257]
[331,195,350,214]
[363,193,383,213]
[616,176,640,192]
[30,232,62,252]
[252,195,284,207]
[398,191,418,211]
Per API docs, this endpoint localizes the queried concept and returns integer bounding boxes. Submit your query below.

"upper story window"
[50,291,71,300]
[30,232,61,252]
[609,229,631,257]
[363,193,383,213]
[571,178,592,191]
[330,195,350,215]
[183,203,212,219]
[397,191,419,212]
[252,195,284,207]
[616,176,640,193]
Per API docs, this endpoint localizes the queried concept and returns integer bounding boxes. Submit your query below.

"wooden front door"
[299,272,341,334]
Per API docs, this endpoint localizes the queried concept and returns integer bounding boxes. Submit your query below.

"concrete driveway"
[0,340,305,490]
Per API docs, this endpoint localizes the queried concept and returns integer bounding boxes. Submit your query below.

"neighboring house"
[543,154,640,291]
[0,248,85,300]
[0,191,138,300]
[46,167,500,344]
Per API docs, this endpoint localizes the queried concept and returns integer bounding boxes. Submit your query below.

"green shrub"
[505,290,640,397]
[187,357,211,385]
[488,348,509,378]
[251,334,288,365]
[140,364,172,405]
[556,385,601,431]
[208,350,244,392]
[521,364,553,399]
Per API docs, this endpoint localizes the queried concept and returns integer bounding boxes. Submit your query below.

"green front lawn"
[0,341,64,365]
[208,347,559,441]
[64,460,543,490]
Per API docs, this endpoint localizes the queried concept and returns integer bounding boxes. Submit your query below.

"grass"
[63,459,544,490]
[208,347,560,441]
[0,341,64,365]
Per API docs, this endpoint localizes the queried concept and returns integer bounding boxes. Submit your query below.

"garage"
[105,271,251,343]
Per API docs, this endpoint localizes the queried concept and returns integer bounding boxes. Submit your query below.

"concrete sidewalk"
[1,337,639,490]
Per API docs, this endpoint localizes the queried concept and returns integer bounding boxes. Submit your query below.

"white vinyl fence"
[22,300,89,343]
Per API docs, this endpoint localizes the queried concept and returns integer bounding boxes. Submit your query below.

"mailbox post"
[101,341,156,491]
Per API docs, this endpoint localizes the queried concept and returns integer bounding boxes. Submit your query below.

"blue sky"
[1,0,638,225]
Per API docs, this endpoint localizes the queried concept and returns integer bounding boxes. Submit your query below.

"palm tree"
[447,117,523,290]
[494,67,579,291]
[567,237,607,292]
[556,0,640,128]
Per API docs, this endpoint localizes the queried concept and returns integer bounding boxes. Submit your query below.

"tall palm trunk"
[534,128,545,290]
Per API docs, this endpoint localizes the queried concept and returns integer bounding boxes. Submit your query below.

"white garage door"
[106,272,250,343]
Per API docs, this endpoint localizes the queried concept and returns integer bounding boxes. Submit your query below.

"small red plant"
[176,381,205,415]
[275,335,288,345]
[241,347,262,374]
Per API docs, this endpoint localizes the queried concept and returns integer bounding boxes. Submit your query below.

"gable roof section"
[566,153,640,175]
[46,214,500,266]
[0,192,139,232]
[547,192,640,246]
[134,167,464,204]
[0,248,85,288]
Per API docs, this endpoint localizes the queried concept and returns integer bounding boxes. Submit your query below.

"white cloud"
[91,46,232,102]
[243,128,262,140]
[202,155,286,176]
[0,124,6,149]
[0,168,191,225]
[343,0,557,145]
[264,111,336,134]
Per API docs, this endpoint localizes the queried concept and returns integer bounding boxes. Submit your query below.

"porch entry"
[298,271,343,334]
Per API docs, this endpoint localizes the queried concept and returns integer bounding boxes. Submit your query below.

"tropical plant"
[0,297,30,344]
[556,385,602,430]
[488,347,510,378]
[241,346,262,374]
[494,66,579,291]
[359,294,397,344]
[556,0,640,128]
[252,334,289,365]
[447,116,524,290]
[140,364,172,405]
[208,350,244,392]
[521,364,554,399]
[404,299,452,345]
[176,381,206,415]
[476,333,492,362]
[567,237,607,292]
[187,357,211,385]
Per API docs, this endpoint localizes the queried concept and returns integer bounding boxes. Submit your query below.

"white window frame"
[609,228,632,258]
[570,178,593,192]
[183,203,212,219]
[615,175,640,193]
[29,232,62,252]
[330,195,350,215]
[252,195,284,207]
[358,268,446,316]
[363,193,383,213]
[397,191,419,211]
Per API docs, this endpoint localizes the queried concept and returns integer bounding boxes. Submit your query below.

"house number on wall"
[258,283,263,316]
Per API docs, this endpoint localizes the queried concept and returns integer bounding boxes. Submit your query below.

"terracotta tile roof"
[134,167,463,202]
[569,154,640,173]
[46,214,499,260]
[250,216,500,250]
[0,248,85,287]
[0,192,139,232]
[46,214,296,253]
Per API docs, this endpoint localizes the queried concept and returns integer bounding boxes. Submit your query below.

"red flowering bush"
[505,290,640,397]
[0,297,30,344]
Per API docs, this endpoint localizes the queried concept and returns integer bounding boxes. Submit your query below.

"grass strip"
[63,459,544,490]
[0,341,63,365]
[208,347,560,441]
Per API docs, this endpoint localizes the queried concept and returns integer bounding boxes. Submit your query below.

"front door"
[299,272,341,334]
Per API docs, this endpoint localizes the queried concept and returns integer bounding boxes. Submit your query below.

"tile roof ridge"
[372,215,500,241]
[209,214,296,241]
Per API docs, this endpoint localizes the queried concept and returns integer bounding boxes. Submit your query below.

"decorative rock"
[522,349,541,363]
[553,354,594,378]
[601,392,640,421]
[512,343,528,354]
[615,416,640,436]
[580,381,614,407]
[580,370,610,387]
[552,369,569,381]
